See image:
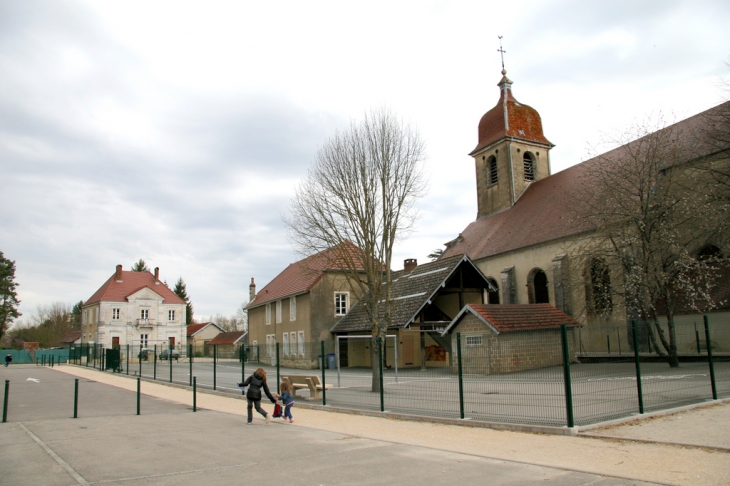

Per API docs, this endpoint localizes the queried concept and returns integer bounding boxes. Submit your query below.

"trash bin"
[327,353,336,369]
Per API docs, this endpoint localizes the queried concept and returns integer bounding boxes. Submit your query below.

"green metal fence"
[64,314,727,428]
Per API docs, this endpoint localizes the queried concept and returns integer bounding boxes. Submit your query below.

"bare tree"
[567,115,727,367]
[209,303,248,332]
[285,108,426,391]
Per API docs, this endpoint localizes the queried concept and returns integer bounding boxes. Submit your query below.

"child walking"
[278,382,295,423]
[240,367,277,424]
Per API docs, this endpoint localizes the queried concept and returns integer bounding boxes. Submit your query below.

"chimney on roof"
[154,267,160,284]
[115,264,123,282]
[404,258,418,273]
[249,278,256,302]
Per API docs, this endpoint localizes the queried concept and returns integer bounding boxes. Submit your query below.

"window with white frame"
[290,332,297,356]
[283,332,289,356]
[168,310,175,321]
[140,309,149,320]
[298,331,305,356]
[465,335,483,346]
[266,334,275,357]
[265,304,271,325]
[112,308,120,320]
[276,300,282,323]
[83,310,87,324]
[334,292,349,316]
[289,296,296,321]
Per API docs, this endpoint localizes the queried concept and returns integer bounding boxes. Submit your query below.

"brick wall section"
[450,313,577,374]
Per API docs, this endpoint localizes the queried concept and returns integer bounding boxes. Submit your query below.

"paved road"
[1,366,658,486]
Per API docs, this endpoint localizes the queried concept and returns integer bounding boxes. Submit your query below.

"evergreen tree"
[71,300,83,328]
[0,251,21,342]
[132,259,150,272]
[173,277,194,324]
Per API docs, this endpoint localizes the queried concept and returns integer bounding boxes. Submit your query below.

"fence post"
[154,344,158,380]
[193,376,197,412]
[321,341,326,406]
[704,315,717,400]
[276,342,280,394]
[189,344,193,387]
[136,377,141,416]
[126,345,130,375]
[138,344,142,377]
[378,337,384,412]
[560,324,575,428]
[241,345,245,396]
[52,354,55,368]
[457,333,464,419]
[632,320,645,414]
[213,345,217,391]
[169,343,173,383]
[73,378,79,419]
[2,380,8,423]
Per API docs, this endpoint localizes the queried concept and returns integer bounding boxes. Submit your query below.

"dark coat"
[4,354,11,363]
[243,372,276,403]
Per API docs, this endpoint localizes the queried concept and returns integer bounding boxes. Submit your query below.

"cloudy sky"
[1,0,729,322]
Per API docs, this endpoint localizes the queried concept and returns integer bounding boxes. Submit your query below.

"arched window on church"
[527,268,549,304]
[487,156,498,185]
[697,244,723,262]
[586,258,612,315]
[523,152,535,181]
[486,278,500,304]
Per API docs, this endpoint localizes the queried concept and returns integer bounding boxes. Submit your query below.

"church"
[440,68,730,337]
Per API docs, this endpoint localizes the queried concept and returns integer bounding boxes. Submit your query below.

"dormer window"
[524,152,535,181]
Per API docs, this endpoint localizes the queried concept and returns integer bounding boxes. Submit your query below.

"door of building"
[112,337,120,349]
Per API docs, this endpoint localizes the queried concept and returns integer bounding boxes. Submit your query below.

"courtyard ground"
[0,364,728,485]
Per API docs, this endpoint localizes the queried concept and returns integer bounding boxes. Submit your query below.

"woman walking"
[240,367,277,424]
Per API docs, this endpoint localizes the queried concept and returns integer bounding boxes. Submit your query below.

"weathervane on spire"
[497,35,507,74]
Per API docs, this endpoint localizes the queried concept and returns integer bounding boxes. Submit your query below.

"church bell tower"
[470,70,554,219]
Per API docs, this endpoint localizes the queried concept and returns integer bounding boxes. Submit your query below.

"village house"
[186,322,224,347]
[81,265,187,349]
[246,243,364,368]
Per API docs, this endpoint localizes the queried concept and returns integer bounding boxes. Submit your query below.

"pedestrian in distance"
[239,367,276,425]
[4,353,11,367]
[278,381,295,423]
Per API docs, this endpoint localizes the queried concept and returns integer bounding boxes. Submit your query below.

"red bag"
[273,403,282,418]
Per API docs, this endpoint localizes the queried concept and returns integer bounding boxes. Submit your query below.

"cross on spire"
[497,35,506,74]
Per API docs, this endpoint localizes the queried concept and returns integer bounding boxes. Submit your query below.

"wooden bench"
[281,375,333,400]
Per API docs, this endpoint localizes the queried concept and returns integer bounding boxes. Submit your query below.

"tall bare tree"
[568,115,727,367]
[285,108,426,390]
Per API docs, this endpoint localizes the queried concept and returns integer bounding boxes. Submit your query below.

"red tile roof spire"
[471,72,553,155]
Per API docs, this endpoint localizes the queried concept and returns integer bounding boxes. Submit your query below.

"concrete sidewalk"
[2,365,729,485]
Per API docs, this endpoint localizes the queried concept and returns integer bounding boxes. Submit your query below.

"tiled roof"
[331,254,495,333]
[207,331,247,345]
[61,331,82,343]
[84,270,186,306]
[248,241,368,309]
[471,75,552,155]
[444,101,730,262]
[444,304,581,335]
[187,322,223,337]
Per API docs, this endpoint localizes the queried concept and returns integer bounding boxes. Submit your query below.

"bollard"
[73,378,79,418]
[193,376,197,412]
[136,377,141,416]
[2,380,8,423]
[457,333,464,419]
